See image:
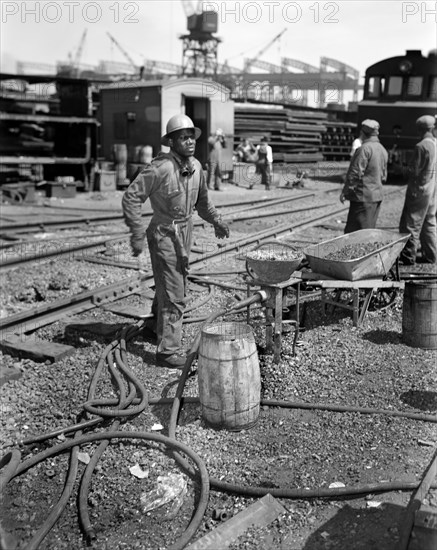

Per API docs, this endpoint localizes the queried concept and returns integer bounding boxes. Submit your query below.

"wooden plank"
[185,494,285,550]
[0,338,75,363]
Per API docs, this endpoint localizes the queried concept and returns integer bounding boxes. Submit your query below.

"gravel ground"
[1,176,436,550]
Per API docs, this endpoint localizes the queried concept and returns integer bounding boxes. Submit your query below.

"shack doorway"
[184,96,209,168]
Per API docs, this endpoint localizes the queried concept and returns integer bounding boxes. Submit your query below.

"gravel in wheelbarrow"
[303,229,410,281]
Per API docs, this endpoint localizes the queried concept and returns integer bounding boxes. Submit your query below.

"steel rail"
[0,194,310,234]
[0,195,320,269]
[0,204,349,338]
[0,235,128,272]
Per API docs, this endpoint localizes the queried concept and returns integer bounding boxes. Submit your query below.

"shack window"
[407,76,423,96]
[429,76,437,99]
[367,76,384,97]
[387,76,403,96]
[114,112,127,140]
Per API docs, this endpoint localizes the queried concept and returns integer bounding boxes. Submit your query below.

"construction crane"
[179,0,220,76]
[244,59,283,73]
[143,59,182,75]
[106,32,139,71]
[244,28,287,71]
[320,57,360,80]
[73,29,87,71]
[281,57,319,73]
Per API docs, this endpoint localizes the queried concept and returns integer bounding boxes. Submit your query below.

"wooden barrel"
[402,280,437,349]
[197,322,260,431]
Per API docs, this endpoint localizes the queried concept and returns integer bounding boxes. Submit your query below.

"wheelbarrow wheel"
[368,264,400,311]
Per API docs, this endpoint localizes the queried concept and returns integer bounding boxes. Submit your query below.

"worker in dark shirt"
[399,115,437,265]
[340,119,388,233]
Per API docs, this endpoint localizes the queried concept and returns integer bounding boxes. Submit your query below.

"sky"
[1,0,436,79]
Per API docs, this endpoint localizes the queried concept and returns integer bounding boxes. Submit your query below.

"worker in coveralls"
[122,115,230,369]
[207,128,226,191]
[340,119,388,233]
[399,115,437,265]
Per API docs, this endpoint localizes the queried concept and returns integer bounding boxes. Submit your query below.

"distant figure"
[207,128,226,191]
[286,169,308,189]
[251,136,273,190]
[399,115,437,265]
[340,119,388,233]
[236,138,257,163]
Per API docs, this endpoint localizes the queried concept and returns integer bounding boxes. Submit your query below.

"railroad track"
[0,193,349,338]
[0,185,406,340]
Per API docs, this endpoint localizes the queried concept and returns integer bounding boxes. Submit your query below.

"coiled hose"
[1,288,437,550]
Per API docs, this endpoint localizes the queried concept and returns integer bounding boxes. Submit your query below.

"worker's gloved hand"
[340,186,349,204]
[130,233,145,257]
[214,220,230,239]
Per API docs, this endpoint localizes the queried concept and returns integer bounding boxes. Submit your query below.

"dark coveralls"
[399,132,437,264]
[122,151,221,357]
[207,135,225,190]
[343,136,388,233]
[254,144,272,190]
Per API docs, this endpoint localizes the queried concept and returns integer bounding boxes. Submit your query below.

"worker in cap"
[207,128,227,190]
[340,119,388,233]
[122,114,230,369]
[415,115,436,130]
[399,114,436,265]
[361,119,380,136]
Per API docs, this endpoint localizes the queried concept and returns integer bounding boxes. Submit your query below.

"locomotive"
[357,49,437,179]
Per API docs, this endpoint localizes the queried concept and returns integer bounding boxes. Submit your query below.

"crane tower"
[179,1,220,76]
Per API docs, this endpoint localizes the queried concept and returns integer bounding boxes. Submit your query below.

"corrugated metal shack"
[97,78,234,176]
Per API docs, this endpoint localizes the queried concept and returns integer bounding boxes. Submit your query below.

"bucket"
[197,322,260,431]
[402,280,437,349]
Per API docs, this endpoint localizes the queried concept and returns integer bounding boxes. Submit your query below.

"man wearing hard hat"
[340,119,388,233]
[399,115,437,265]
[122,114,230,369]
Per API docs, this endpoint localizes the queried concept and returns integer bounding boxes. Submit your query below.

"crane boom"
[244,28,287,71]
[181,0,195,16]
[281,57,319,73]
[74,29,87,68]
[320,56,360,79]
[244,59,283,73]
[106,32,138,69]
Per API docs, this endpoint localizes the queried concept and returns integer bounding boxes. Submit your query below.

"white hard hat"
[161,114,201,145]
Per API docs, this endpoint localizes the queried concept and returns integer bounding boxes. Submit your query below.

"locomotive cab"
[358,50,437,182]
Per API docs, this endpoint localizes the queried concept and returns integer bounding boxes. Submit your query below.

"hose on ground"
[4,431,209,550]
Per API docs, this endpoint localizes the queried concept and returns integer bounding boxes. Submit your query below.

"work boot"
[155,353,186,369]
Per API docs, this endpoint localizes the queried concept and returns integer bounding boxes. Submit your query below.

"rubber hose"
[78,420,121,543]
[0,449,21,490]
[8,431,210,550]
[25,441,80,550]
[167,291,437,501]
